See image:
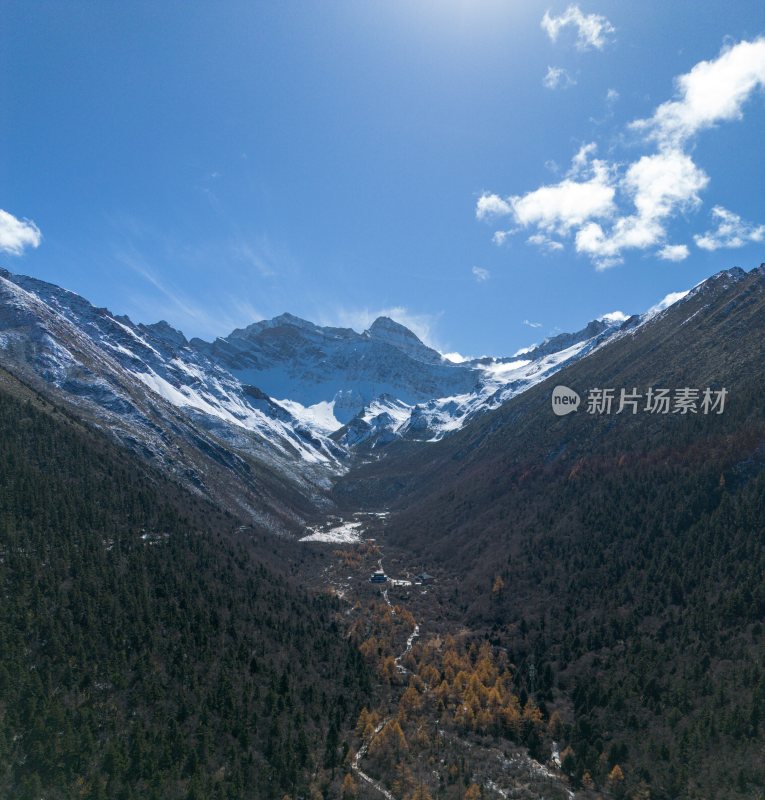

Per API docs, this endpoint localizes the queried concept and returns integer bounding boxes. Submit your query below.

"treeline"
[0,386,369,799]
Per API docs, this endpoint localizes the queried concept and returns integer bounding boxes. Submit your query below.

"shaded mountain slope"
[0,369,369,800]
[332,264,765,798]
[0,269,342,535]
[334,265,764,516]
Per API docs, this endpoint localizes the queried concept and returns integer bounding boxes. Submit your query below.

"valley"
[1,263,764,799]
[301,514,583,800]
[8,2,765,796]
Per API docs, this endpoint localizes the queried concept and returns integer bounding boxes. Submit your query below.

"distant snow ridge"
[190,313,479,425]
[188,308,646,448]
[0,266,702,468]
[0,269,345,472]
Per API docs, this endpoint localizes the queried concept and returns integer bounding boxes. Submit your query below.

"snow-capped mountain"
[0,268,348,534]
[188,309,643,447]
[0,264,716,527]
[0,270,343,459]
[190,314,480,426]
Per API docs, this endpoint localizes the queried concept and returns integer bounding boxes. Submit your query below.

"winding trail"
[350,551,420,797]
[351,719,397,800]
[376,556,420,673]
[396,622,420,674]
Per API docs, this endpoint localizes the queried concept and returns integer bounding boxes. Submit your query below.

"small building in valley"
[369,570,388,584]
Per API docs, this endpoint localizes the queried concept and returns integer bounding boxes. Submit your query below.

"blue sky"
[2,1,764,358]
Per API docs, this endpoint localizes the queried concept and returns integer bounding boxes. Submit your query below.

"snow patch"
[300,521,364,543]
[275,397,343,433]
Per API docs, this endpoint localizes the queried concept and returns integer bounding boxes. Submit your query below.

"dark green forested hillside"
[446,427,765,798]
[333,266,765,799]
[383,436,765,798]
[0,376,369,800]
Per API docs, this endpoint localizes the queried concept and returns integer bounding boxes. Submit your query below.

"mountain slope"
[331,264,765,798]
[0,267,643,529]
[0,269,345,533]
[191,313,479,424]
[194,307,632,445]
[0,368,369,800]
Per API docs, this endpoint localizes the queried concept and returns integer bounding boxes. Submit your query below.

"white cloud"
[606,88,620,103]
[480,114,709,269]
[632,38,765,148]
[625,150,708,220]
[477,36,765,269]
[471,266,490,282]
[646,289,690,317]
[527,233,564,252]
[694,206,765,250]
[492,149,707,268]
[478,146,616,261]
[574,216,661,268]
[541,5,615,51]
[0,209,42,255]
[575,149,709,267]
[543,66,576,90]
[523,319,543,328]
[568,142,598,177]
[476,192,512,220]
[657,244,690,261]
[443,351,468,363]
[507,159,616,235]
[599,310,629,322]
[492,229,515,246]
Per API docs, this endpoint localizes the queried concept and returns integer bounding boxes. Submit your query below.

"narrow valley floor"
[298,512,597,800]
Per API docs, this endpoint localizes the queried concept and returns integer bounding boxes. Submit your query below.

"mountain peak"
[368,315,416,336]
[226,312,321,341]
[269,312,317,329]
[683,266,749,305]
[140,320,188,349]
[366,316,443,364]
